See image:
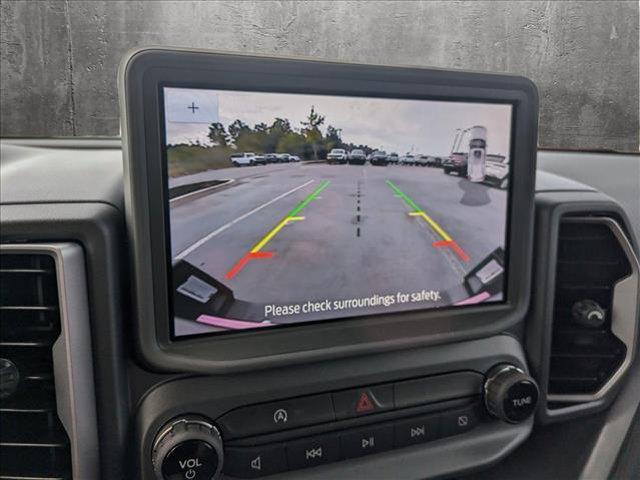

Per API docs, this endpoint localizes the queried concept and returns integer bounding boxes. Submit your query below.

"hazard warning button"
[332,385,394,420]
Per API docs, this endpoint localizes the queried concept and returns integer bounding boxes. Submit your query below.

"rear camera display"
[162,87,512,337]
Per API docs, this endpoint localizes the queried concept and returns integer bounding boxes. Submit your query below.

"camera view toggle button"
[217,394,335,438]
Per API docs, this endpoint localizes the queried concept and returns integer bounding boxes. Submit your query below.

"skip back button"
[286,434,341,470]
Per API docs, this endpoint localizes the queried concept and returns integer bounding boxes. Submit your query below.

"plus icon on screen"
[187,102,199,113]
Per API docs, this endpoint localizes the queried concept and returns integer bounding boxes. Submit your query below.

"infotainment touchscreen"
[163,87,513,337]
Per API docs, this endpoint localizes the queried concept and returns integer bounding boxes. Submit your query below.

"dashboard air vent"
[0,253,72,479]
[547,217,637,404]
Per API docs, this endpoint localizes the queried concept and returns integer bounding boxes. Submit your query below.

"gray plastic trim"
[136,335,533,479]
[119,47,538,373]
[579,353,640,480]
[0,243,100,480]
[225,419,532,480]
[547,217,639,404]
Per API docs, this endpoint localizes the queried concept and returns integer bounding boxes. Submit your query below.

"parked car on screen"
[442,152,467,176]
[483,154,509,189]
[253,154,268,165]
[415,155,430,166]
[387,152,399,164]
[369,150,388,166]
[425,156,443,167]
[399,154,416,166]
[290,155,301,162]
[348,149,367,165]
[230,152,258,166]
[276,153,292,163]
[264,153,279,164]
[327,148,348,164]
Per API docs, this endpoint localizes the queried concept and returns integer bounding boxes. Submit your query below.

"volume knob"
[484,364,539,424]
[152,415,224,480]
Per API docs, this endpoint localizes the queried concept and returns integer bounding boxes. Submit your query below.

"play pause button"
[341,425,393,458]
[394,414,440,447]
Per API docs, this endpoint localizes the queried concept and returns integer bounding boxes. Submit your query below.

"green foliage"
[270,118,293,134]
[325,125,342,149]
[301,106,325,130]
[166,144,233,177]
[254,122,269,134]
[228,119,251,143]
[207,122,228,146]
[301,106,326,159]
[216,109,342,160]
[276,131,307,156]
[168,106,376,176]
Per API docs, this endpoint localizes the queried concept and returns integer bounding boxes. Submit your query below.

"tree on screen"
[207,122,229,147]
[301,106,325,160]
[199,106,376,164]
[228,120,251,144]
[325,125,343,150]
[254,122,269,134]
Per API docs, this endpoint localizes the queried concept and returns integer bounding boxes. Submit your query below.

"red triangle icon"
[355,392,375,413]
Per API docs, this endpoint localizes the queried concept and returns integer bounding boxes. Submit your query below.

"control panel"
[149,365,538,479]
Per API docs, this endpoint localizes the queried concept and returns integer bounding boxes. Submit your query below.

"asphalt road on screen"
[170,162,507,336]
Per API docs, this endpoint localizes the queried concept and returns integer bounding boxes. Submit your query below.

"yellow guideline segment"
[409,211,452,242]
[226,180,330,280]
[250,216,305,253]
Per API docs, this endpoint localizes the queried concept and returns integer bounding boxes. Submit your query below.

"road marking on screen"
[169,179,235,203]
[385,180,470,262]
[226,180,330,279]
[174,180,314,260]
[251,216,305,253]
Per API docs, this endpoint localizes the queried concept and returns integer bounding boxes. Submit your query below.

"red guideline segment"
[225,251,274,280]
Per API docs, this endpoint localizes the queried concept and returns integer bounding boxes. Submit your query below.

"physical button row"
[218,371,483,439]
[224,404,480,478]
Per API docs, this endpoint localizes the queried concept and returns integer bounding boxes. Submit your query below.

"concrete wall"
[1,0,638,152]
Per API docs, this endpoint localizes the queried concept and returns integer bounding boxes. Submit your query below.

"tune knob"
[152,416,224,480]
[484,364,539,424]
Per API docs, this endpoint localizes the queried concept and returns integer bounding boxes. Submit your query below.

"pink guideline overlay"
[454,291,491,306]
[197,314,274,330]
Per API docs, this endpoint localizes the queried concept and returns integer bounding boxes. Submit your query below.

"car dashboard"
[1,47,640,480]
[1,137,638,480]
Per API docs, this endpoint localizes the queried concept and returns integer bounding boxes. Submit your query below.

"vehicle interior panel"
[0,48,638,480]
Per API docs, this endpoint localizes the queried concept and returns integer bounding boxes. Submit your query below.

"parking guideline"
[385,180,469,262]
[250,216,305,253]
[252,180,329,253]
[226,180,330,279]
[288,180,330,217]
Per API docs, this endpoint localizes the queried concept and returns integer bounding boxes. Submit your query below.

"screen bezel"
[161,86,513,340]
[120,48,537,372]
